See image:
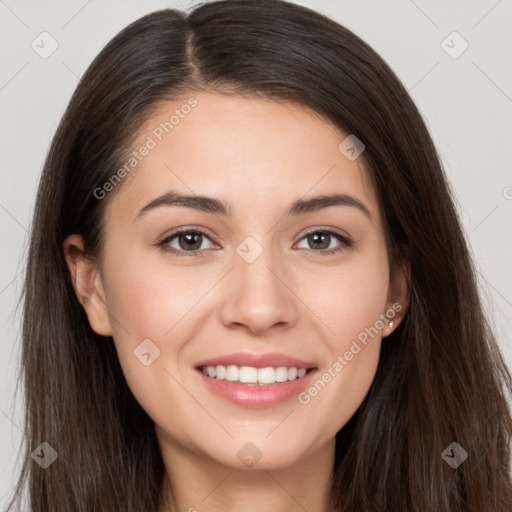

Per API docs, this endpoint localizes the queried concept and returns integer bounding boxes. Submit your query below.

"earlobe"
[63,234,112,337]
[382,259,411,337]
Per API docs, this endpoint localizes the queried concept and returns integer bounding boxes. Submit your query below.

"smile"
[199,364,312,385]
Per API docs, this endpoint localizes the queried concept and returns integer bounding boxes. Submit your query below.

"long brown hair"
[7,1,512,510]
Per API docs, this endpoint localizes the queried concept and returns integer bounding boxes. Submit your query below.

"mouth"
[193,352,318,408]
[196,364,316,386]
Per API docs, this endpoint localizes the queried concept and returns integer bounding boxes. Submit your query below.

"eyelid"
[158,226,219,244]
[297,225,350,241]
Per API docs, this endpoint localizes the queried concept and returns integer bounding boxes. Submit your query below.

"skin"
[64,91,409,512]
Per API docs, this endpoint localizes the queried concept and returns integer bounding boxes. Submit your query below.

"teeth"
[200,365,310,385]
[239,366,258,383]
[258,367,276,384]
[275,367,288,382]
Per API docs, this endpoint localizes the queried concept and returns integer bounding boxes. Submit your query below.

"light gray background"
[1,0,511,504]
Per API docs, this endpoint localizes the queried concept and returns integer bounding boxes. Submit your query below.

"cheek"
[104,252,206,341]
[100,249,196,381]
[297,250,388,429]
[100,255,197,422]
[309,248,390,345]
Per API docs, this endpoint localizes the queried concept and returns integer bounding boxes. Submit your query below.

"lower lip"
[196,368,318,408]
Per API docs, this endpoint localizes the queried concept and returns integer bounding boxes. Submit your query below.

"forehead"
[106,91,379,222]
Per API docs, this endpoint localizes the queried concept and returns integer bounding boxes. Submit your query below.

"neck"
[156,428,337,512]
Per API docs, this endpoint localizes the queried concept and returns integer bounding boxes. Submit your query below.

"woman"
[7,0,512,510]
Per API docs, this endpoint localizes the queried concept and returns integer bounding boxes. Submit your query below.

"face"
[65,91,408,471]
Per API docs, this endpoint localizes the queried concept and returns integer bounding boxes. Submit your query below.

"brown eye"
[296,230,352,255]
[158,229,216,257]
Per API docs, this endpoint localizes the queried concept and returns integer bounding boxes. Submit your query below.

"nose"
[219,242,299,336]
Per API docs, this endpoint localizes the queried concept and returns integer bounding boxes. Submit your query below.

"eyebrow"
[135,190,372,221]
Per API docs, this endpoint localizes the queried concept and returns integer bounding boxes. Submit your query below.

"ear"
[63,234,112,337]
[382,257,411,338]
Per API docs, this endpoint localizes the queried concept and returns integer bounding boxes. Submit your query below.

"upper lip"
[194,352,317,370]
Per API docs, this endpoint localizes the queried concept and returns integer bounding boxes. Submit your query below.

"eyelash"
[156,227,353,258]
